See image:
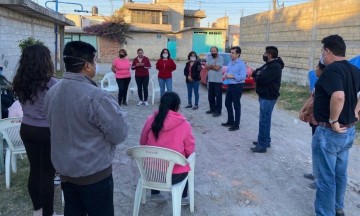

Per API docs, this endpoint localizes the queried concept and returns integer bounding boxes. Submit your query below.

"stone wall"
[0,6,55,80]
[240,0,360,85]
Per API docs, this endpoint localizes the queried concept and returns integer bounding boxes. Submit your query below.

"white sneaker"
[33,209,42,216]
[144,101,149,106]
[54,174,61,185]
[137,101,143,106]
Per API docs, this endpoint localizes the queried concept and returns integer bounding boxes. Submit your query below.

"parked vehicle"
[199,52,256,90]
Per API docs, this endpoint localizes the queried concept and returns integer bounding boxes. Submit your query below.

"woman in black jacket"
[184,51,202,110]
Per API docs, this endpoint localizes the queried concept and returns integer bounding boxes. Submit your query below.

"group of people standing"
[111,48,176,107]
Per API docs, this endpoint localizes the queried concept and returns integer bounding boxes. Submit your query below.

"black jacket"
[252,57,284,100]
[184,60,202,82]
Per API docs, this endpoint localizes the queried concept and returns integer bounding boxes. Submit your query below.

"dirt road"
[105,62,360,216]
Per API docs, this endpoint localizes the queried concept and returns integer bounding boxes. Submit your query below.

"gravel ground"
[99,62,360,216]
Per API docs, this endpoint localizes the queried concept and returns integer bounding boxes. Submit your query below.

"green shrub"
[18,37,44,53]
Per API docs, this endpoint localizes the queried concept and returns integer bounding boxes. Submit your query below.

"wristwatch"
[329,119,338,124]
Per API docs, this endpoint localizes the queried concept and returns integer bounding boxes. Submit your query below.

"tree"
[83,8,130,44]
[18,37,44,53]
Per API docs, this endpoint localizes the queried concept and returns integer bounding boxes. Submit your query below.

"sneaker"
[192,106,198,110]
[52,213,63,216]
[308,182,316,190]
[150,193,167,204]
[181,197,190,206]
[185,105,192,108]
[33,209,42,216]
[144,101,149,106]
[303,173,315,180]
[54,174,61,185]
[336,209,345,216]
[137,101,143,106]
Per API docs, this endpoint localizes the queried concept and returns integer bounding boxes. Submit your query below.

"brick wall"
[240,0,360,85]
[0,6,55,80]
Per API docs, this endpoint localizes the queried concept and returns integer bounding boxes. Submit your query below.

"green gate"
[192,31,223,54]
[167,38,177,59]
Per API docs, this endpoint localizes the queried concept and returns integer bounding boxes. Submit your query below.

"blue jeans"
[225,84,243,126]
[312,126,355,216]
[62,175,114,216]
[257,98,277,148]
[186,81,200,106]
[158,78,172,97]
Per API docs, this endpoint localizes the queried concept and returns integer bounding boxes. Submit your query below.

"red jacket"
[156,59,176,79]
[131,56,151,77]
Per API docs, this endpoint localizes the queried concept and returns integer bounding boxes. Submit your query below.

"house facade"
[65,0,227,62]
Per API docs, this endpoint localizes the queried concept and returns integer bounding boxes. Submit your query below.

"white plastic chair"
[150,74,161,105]
[100,72,118,92]
[0,117,26,189]
[127,146,195,216]
[126,73,138,103]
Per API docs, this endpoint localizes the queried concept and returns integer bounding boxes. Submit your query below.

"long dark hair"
[160,48,171,59]
[13,44,54,104]
[151,91,181,139]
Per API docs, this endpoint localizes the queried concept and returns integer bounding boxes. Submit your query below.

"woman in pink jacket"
[112,49,131,105]
[140,91,195,204]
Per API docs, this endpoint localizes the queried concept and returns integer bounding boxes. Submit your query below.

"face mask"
[263,55,269,62]
[190,56,196,62]
[320,54,324,65]
[119,54,125,58]
[162,53,168,58]
[93,63,99,76]
[211,53,217,58]
[138,54,143,58]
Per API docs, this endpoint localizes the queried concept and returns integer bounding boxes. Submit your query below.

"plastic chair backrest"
[0,117,23,152]
[127,146,188,190]
[101,72,118,91]
[150,74,160,92]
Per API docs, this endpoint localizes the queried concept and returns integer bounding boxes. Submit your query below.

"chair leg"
[188,174,195,212]
[62,190,65,206]
[171,189,183,216]
[5,149,11,189]
[133,179,143,216]
[11,153,17,173]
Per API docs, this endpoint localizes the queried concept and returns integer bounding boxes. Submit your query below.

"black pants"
[116,77,131,105]
[135,76,149,101]
[208,82,222,114]
[20,123,55,216]
[225,84,244,126]
[62,175,114,216]
[151,172,188,198]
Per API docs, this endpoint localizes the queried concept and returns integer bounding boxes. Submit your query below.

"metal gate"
[192,31,223,54]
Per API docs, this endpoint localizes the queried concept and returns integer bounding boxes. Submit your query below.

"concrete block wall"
[240,0,360,86]
[98,32,168,63]
[0,6,55,80]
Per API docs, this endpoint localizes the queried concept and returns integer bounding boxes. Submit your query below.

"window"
[162,15,168,24]
[184,17,195,27]
[131,10,160,24]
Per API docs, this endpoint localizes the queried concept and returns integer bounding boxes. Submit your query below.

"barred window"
[131,10,160,24]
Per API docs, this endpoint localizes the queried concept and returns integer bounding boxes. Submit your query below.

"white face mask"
[190,56,196,62]
[93,63,99,76]
[320,54,324,65]
[162,53,168,59]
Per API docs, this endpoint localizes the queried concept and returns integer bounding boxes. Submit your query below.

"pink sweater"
[140,110,195,174]
[112,57,131,79]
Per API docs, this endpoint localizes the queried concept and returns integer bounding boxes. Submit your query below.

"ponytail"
[151,91,180,139]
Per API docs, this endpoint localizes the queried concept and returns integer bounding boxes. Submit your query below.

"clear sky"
[32,0,310,26]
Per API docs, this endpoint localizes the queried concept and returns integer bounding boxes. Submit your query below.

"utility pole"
[273,0,277,10]
[198,1,204,9]
[55,0,58,72]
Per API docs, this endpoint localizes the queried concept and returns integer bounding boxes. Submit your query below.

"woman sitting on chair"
[140,91,195,204]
